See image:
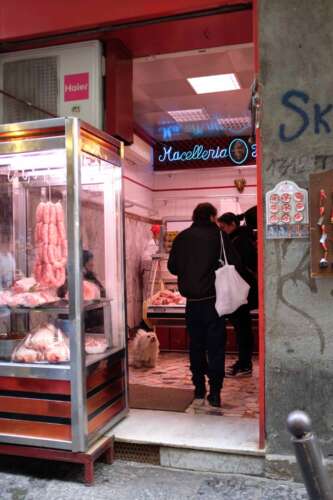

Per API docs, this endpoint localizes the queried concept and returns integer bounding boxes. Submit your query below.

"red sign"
[64,72,89,101]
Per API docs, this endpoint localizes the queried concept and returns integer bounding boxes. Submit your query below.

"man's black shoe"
[207,393,221,408]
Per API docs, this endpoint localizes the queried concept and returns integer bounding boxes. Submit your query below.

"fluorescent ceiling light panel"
[217,116,251,129]
[187,73,240,94]
[167,108,210,122]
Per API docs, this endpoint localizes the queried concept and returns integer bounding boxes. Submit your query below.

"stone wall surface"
[260,0,333,454]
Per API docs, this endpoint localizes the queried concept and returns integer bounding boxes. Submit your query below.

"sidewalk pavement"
[0,458,307,499]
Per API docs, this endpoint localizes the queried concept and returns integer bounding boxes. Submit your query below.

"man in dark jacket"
[168,203,238,408]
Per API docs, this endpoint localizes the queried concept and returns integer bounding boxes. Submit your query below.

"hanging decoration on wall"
[317,189,328,268]
[309,169,333,277]
[234,177,247,193]
[265,180,309,239]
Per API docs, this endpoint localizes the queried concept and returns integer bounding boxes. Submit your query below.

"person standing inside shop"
[168,203,239,408]
[218,212,258,377]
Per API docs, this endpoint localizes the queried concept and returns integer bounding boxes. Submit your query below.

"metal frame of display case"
[0,117,128,452]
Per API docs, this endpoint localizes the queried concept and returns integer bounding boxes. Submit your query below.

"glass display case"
[0,117,127,451]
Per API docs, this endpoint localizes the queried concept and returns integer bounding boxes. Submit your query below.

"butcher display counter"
[145,254,186,327]
[0,118,127,452]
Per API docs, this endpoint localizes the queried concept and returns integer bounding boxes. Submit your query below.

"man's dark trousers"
[185,298,226,396]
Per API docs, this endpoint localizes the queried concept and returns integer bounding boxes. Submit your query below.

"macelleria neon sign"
[158,138,256,166]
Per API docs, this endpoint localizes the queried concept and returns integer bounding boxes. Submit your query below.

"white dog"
[131,329,160,368]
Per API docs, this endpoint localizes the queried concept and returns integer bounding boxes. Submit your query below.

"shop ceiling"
[133,45,254,142]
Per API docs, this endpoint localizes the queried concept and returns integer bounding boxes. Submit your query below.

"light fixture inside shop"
[187,73,240,94]
[167,108,210,122]
[217,116,251,130]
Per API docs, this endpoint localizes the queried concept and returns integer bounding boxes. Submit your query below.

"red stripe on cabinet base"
[0,418,71,441]
[0,377,70,396]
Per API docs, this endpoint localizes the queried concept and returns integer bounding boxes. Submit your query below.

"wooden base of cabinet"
[0,435,114,485]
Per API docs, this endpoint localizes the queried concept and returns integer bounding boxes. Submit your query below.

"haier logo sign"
[64,73,89,102]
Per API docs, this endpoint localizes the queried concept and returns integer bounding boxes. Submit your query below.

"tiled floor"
[129,351,259,419]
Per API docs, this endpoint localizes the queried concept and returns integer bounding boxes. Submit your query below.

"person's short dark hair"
[218,212,241,227]
[192,203,217,223]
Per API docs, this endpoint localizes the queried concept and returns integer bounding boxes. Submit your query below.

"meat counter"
[0,118,128,452]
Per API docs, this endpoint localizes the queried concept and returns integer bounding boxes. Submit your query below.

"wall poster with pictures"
[265,180,309,239]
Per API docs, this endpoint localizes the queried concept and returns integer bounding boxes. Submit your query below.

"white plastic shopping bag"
[215,232,250,316]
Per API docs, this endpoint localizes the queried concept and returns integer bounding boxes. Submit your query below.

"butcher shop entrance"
[121,31,262,453]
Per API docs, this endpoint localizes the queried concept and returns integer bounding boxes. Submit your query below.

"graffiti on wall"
[279,90,333,142]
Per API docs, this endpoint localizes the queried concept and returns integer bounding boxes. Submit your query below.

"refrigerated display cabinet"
[0,117,128,452]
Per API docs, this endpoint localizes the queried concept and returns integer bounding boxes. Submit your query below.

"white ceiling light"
[167,108,210,122]
[187,73,240,94]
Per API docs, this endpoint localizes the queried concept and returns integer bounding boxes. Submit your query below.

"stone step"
[109,409,265,476]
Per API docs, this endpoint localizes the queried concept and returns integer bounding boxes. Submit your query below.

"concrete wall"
[260,0,333,455]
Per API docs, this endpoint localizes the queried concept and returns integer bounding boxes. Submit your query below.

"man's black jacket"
[167,221,241,300]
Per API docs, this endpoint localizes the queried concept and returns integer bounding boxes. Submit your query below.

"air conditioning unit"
[0,41,103,128]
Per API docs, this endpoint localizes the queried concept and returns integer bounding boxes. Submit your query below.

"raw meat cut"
[45,342,70,363]
[28,324,57,351]
[0,287,58,308]
[294,212,304,222]
[12,344,42,363]
[33,200,67,288]
[151,289,186,306]
[12,277,37,293]
[11,324,70,364]
[85,336,108,354]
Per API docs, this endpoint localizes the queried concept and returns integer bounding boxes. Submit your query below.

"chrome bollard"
[287,410,333,500]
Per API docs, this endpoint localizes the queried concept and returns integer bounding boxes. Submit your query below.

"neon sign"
[157,138,256,167]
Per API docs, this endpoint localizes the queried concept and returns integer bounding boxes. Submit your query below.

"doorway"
[122,38,262,451]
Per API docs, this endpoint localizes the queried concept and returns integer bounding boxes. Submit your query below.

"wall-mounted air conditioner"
[0,41,103,128]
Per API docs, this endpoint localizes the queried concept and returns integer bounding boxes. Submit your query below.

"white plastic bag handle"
[219,231,228,266]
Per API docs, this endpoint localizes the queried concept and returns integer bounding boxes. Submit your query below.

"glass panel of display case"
[81,151,125,356]
[0,149,69,365]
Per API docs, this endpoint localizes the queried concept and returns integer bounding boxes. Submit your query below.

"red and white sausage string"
[33,201,67,288]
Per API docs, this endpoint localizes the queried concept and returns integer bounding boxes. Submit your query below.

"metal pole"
[287,410,333,500]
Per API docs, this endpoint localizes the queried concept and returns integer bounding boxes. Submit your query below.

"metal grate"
[114,442,160,465]
[3,56,58,122]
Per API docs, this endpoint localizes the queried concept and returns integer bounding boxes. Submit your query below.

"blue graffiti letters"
[279,90,333,141]
[279,90,310,142]
[314,103,333,134]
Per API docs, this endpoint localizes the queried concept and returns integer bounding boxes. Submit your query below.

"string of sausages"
[33,201,67,287]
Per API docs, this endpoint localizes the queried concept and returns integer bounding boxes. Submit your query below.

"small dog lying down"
[131,329,160,368]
